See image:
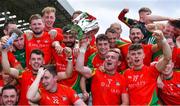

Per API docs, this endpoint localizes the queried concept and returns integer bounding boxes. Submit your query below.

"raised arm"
[146,23,165,34]
[154,30,172,71]
[118,8,129,22]
[57,47,73,81]
[75,38,92,78]
[145,15,173,24]
[52,41,63,54]
[118,8,138,28]
[1,42,19,79]
[26,67,45,103]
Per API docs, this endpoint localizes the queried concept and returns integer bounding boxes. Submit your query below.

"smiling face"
[43,12,55,30]
[96,40,110,57]
[163,24,175,37]
[63,33,76,48]
[42,71,57,92]
[2,89,18,106]
[129,28,144,43]
[29,53,44,72]
[30,19,44,35]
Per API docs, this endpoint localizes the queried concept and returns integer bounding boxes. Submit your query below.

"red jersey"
[39,84,79,105]
[0,52,20,68]
[18,69,37,105]
[159,71,180,105]
[91,69,128,105]
[52,49,79,88]
[47,28,64,42]
[87,52,104,69]
[24,32,53,68]
[124,65,159,105]
[84,37,97,65]
[120,43,153,66]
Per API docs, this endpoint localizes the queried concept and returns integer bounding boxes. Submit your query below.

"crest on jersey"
[61,96,67,101]
[116,81,120,86]
[36,40,40,43]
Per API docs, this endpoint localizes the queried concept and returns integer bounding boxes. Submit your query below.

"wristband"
[67,57,73,62]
